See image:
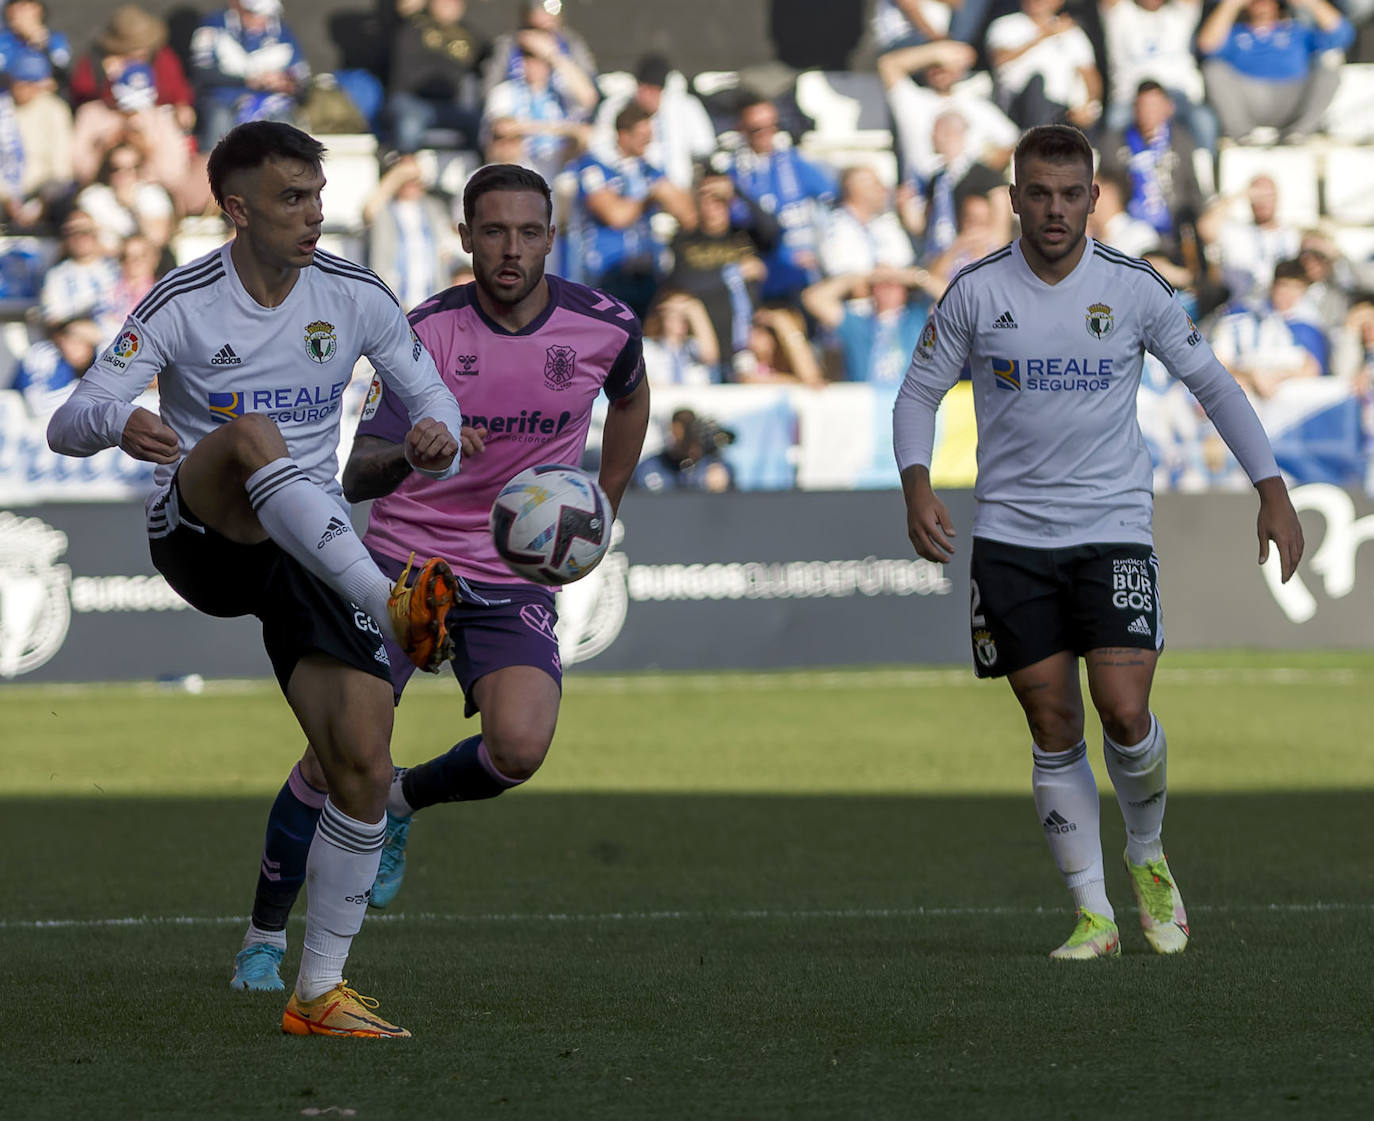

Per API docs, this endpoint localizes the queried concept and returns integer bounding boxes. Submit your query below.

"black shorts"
[967,537,1164,679]
[147,474,393,692]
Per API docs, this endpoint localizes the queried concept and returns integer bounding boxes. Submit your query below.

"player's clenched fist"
[405,416,460,473]
[120,407,181,464]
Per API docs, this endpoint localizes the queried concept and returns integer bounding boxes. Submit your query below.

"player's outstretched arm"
[342,435,410,503]
[900,464,957,564]
[1255,475,1305,584]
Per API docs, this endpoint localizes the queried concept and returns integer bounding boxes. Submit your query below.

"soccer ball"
[489,464,613,585]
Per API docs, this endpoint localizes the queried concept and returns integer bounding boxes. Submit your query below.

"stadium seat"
[1216,143,1320,228]
[320,133,380,233]
[1326,222,1374,267]
[1321,62,1374,143]
[1321,146,1374,226]
[794,70,892,151]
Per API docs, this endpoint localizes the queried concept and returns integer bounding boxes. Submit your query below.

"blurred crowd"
[3,0,1374,493]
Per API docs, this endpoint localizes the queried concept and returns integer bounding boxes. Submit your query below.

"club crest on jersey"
[915,318,936,362]
[544,344,576,390]
[360,375,383,421]
[1085,303,1114,340]
[304,320,338,364]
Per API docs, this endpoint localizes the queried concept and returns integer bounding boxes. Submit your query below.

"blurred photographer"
[633,407,735,493]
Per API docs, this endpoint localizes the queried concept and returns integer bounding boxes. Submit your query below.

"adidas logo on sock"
[316,516,352,550]
[993,310,1018,328]
[210,343,242,366]
[1127,615,1152,636]
[1043,809,1077,834]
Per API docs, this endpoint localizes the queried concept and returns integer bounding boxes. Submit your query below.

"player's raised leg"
[1087,648,1189,954]
[278,654,410,1038]
[372,665,559,908]
[1012,652,1120,960]
[175,413,456,670]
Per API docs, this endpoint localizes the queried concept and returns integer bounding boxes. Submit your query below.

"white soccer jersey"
[894,237,1279,548]
[48,244,464,507]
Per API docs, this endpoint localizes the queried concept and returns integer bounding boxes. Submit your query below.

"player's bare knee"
[1098,702,1151,747]
[222,412,288,469]
[484,730,550,781]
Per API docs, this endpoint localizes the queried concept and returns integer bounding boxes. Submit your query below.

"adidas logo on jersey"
[316,516,352,550]
[1042,809,1076,834]
[993,310,1017,328]
[210,344,242,366]
[1127,615,1152,637]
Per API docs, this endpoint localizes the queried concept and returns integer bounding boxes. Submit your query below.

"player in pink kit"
[229,163,651,994]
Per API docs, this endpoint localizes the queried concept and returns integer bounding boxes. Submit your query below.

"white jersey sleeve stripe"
[132,257,223,321]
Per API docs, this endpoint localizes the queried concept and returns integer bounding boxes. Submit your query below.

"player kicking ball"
[224,164,650,993]
[894,125,1305,959]
[48,122,470,1036]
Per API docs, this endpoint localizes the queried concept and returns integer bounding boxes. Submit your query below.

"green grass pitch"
[3,650,1373,1119]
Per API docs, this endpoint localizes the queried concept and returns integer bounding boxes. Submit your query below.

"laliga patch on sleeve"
[100,326,141,371]
[360,375,383,420]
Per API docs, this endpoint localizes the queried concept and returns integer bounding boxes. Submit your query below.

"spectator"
[0,0,70,88]
[363,153,463,311]
[189,0,309,150]
[592,54,717,191]
[0,81,24,230]
[1197,0,1354,144]
[1099,80,1205,256]
[633,407,735,493]
[1211,258,1329,399]
[641,289,721,386]
[1297,229,1374,331]
[38,210,118,327]
[482,0,597,100]
[1099,0,1216,151]
[803,265,934,387]
[385,0,486,155]
[101,231,162,335]
[1089,166,1165,258]
[69,5,195,135]
[6,48,72,231]
[872,0,993,48]
[8,316,101,417]
[985,0,1103,131]
[1198,173,1301,311]
[716,92,836,305]
[664,172,779,361]
[880,38,1018,184]
[923,189,1011,284]
[75,142,176,255]
[567,102,695,318]
[820,165,916,278]
[731,306,825,386]
[909,109,1006,261]
[482,33,597,186]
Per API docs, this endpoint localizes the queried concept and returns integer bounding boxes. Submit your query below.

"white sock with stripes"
[1032,741,1113,920]
[1103,713,1168,866]
[245,458,392,624]
[297,799,385,1001]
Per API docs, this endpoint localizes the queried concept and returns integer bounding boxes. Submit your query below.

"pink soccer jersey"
[357,276,644,583]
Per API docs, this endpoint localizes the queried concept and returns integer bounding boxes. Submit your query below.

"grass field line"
[7,900,1372,932]
[5,665,1361,699]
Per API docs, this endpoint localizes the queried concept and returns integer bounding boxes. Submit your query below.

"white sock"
[296,798,385,1001]
[1032,741,1113,920]
[243,921,287,952]
[385,767,414,818]
[1104,713,1168,866]
[245,458,392,624]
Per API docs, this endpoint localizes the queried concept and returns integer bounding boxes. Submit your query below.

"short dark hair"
[207,121,326,208]
[1135,79,1167,99]
[1272,258,1308,285]
[615,102,653,134]
[635,53,672,88]
[1094,166,1132,202]
[461,162,552,226]
[1013,124,1094,183]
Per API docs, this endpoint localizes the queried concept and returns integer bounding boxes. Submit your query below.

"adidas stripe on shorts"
[966,538,1163,679]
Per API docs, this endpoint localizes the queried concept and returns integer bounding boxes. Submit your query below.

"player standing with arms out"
[227,163,650,992]
[893,125,1305,959]
[47,121,468,1037]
